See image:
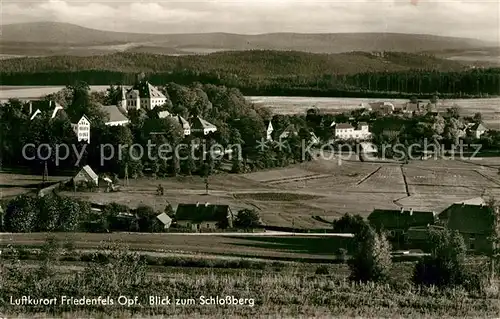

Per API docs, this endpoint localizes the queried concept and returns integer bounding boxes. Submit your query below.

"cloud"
[2,0,499,42]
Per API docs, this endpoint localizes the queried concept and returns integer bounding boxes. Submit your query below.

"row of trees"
[1,51,499,96]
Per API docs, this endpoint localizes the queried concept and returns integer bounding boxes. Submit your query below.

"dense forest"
[1,51,499,97]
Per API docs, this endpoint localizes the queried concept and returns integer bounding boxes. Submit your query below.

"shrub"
[235,209,261,229]
[315,265,330,275]
[348,226,392,283]
[332,213,370,238]
[412,228,470,288]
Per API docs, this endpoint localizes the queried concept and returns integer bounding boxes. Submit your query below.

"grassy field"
[1,252,498,318]
[2,157,499,229]
[0,232,355,262]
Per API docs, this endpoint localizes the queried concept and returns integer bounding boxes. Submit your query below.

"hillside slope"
[0,22,494,56]
[0,51,467,75]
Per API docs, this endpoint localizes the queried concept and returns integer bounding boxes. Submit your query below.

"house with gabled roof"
[191,116,217,135]
[368,208,437,240]
[175,202,233,231]
[438,202,497,253]
[101,104,129,126]
[73,165,99,186]
[71,115,91,144]
[121,77,167,111]
[174,115,191,136]
[26,100,66,121]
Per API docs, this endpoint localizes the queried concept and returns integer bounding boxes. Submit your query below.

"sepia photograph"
[0,0,499,318]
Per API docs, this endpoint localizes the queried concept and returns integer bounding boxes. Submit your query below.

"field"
[0,232,355,262]
[1,245,498,318]
[3,156,499,230]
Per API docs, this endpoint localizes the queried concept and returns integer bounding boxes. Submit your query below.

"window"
[207,223,210,228]
[469,234,476,240]
[469,242,475,250]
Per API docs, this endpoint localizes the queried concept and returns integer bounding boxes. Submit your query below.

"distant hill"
[0,50,467,75]
[0,22,495,57]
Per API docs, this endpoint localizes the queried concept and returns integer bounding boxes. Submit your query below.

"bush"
[315,265,330,275]
[332,213,370,237]
[235,209,261,229]
[348,226,392,283]
[412,228,470,288]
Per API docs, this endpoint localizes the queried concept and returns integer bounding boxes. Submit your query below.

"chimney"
[410,208,413,216]
[29,101,33,114]
[205,202,209,207]
[400,207,404,214]
[196,202,199,207]
[49,101,52,107]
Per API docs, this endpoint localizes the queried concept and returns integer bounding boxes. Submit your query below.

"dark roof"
[368,209,436,230]
[336,123,354,129]
[191,116,217,130]
[101,104,129,123]
[127,81,166,99]
[176,203,232,223]
[438,203,494,234]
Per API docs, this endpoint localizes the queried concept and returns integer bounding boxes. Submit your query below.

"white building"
[121,80,167,112]
[265,121,274,141]
[71,115,91,144]
[335,122,371,140]
[101,104,129,126]
[191,116,217,135]
[175,115,191,136]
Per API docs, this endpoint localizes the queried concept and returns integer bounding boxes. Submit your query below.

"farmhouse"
[334,122,371,140]
[175,202,233,231]
[73,165,99,186]
[121,76,167,111]
[468,123,488,139]
[191,116,217,135]
[101,104,129,126]
[368,208,436,239]
[438,203,497,253]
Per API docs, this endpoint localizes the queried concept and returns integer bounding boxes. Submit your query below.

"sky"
[2,0,499,42]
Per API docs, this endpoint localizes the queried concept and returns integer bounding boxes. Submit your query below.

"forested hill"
[1,51,499,97]
[0,51,466,74]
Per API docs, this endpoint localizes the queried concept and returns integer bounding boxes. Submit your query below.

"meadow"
[2,157,499,230]
[1,243,498,318]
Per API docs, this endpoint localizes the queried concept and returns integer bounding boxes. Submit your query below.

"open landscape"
[2,2,500,317]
